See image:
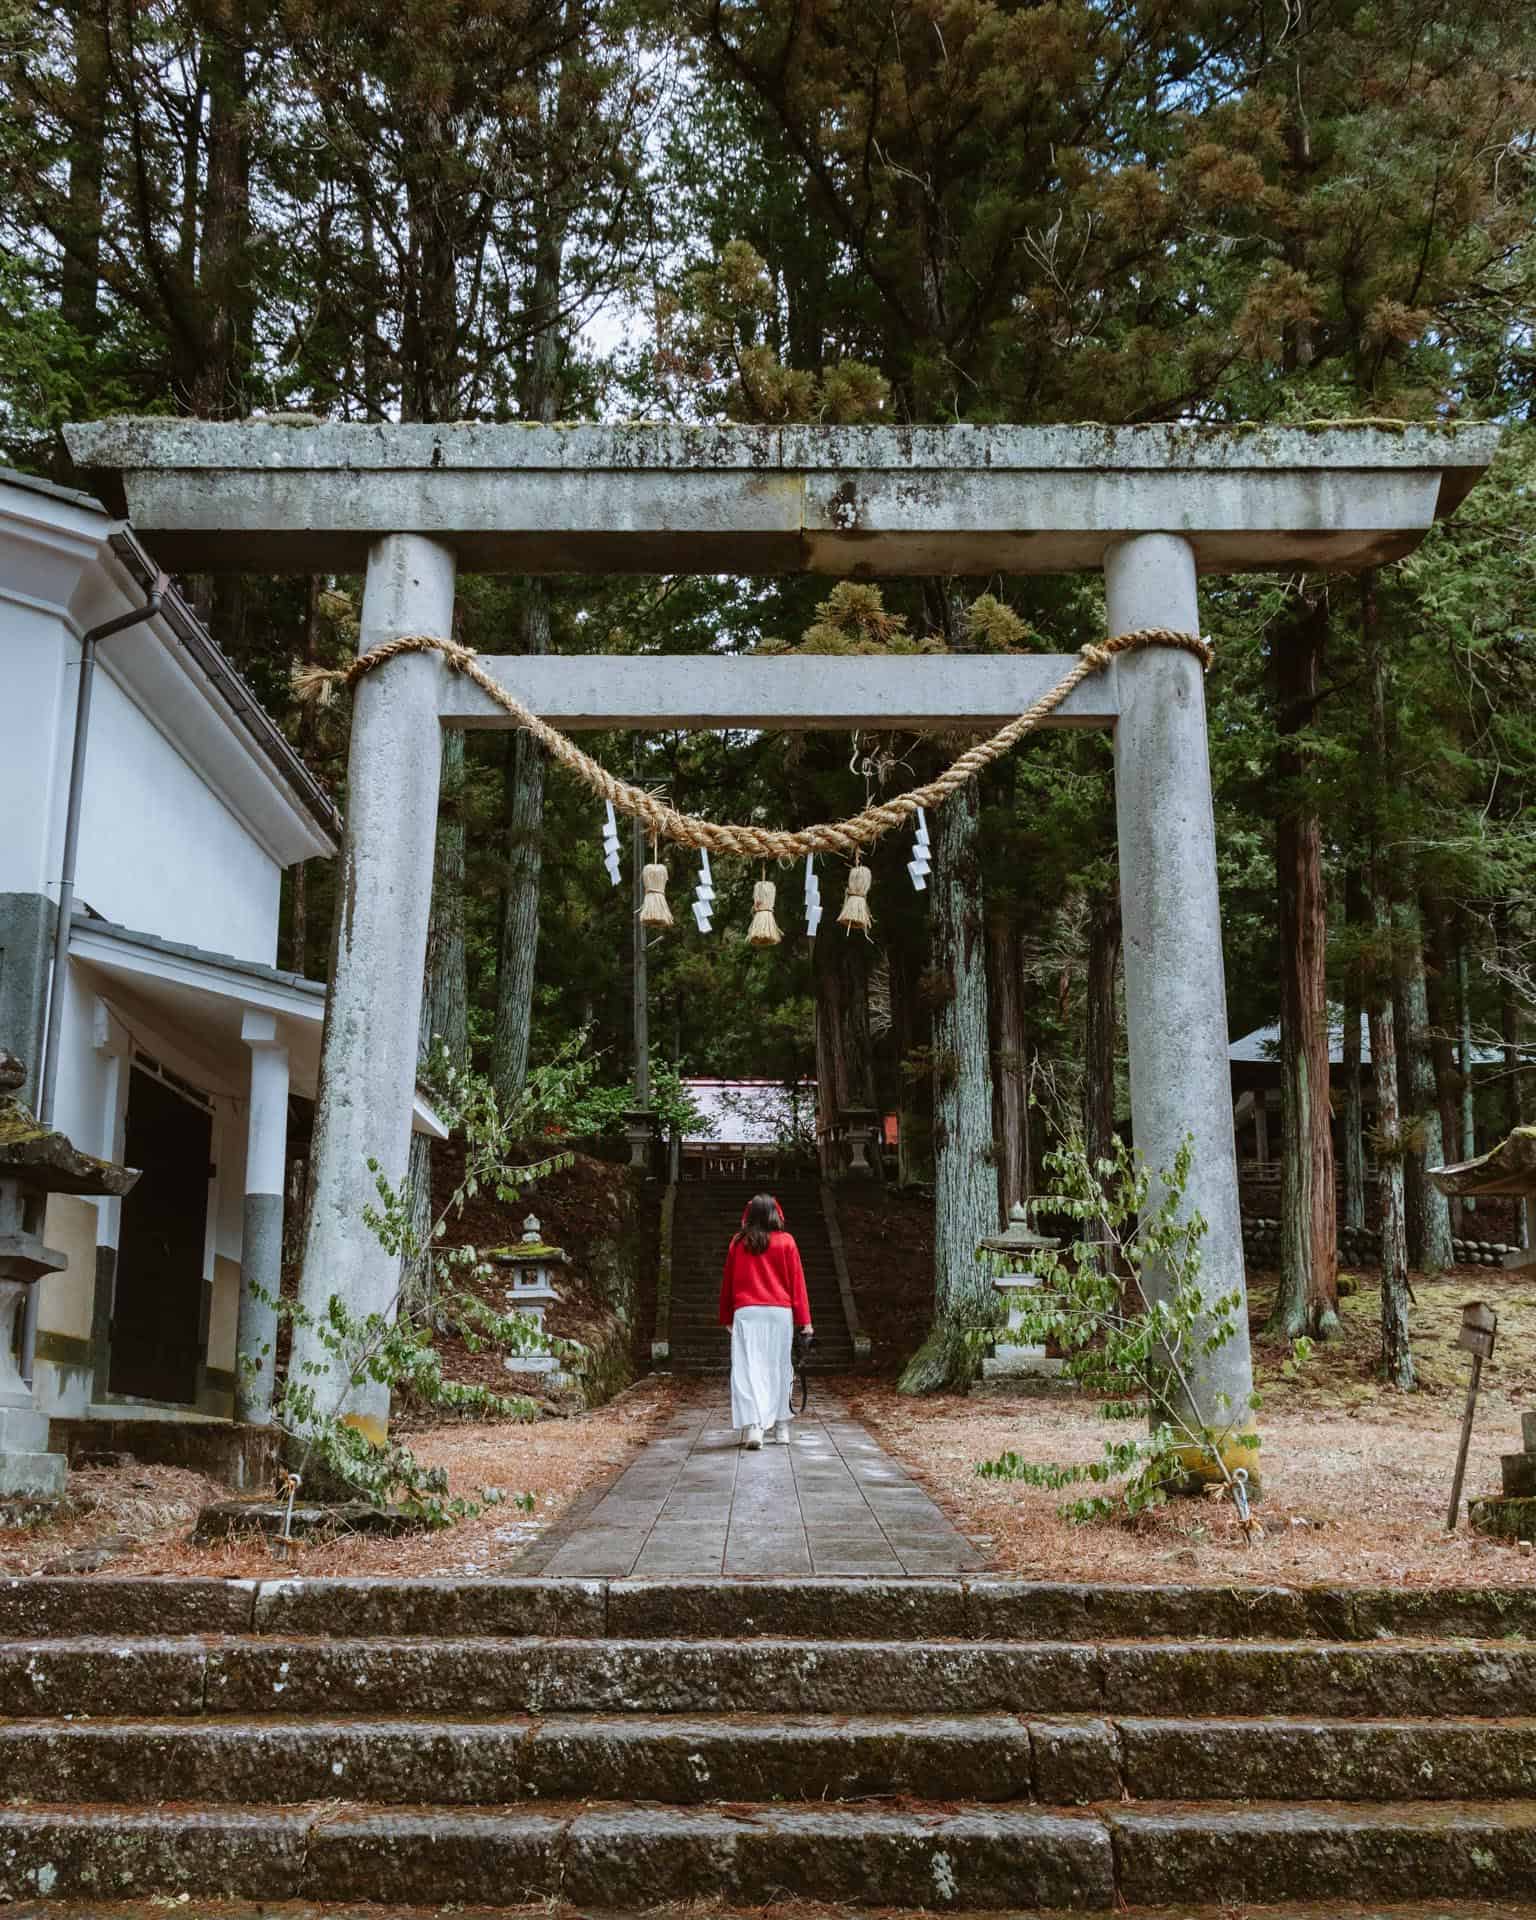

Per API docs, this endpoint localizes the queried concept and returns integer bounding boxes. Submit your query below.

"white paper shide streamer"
[907,806,931,891]
[693,849,715,934]
[601,801,622,887]
[804,854,822,938]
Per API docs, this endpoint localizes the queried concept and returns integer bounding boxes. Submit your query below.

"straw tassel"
[291,662,348,707]
[639,862,673,928]
[838,862,873,934]
[748,880,782,947]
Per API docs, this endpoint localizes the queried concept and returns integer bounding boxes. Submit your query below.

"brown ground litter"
[845,1264,1536,1589]
[0,1376,679,1578]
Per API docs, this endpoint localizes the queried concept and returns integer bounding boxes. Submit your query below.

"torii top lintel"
[62,419,1497,578]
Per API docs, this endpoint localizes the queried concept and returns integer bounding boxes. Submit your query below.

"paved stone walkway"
[517,1394,986,1579]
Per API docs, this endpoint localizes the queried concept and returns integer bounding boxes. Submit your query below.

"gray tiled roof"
[0,465,108,515]
[72,912,325,998]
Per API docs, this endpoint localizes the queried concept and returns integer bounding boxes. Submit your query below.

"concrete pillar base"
[0,1402,66,1498]
[982,1349,1067,1382]
[1171,1431,1262,1497]
[0,1449,67,1500]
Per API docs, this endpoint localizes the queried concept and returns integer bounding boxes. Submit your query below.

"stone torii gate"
[65,420,1498,1446]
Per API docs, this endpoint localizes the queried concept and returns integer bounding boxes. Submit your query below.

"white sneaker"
[772,1420,791,1445]
[743,1424,763,1450]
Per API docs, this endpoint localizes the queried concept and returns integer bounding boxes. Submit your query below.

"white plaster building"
[0,468,440,1433]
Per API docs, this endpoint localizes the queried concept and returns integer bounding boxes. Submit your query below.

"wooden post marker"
[1447,1299,1498,1531]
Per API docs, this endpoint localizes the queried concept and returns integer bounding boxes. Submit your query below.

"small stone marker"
[978,1203,1067,1385]
[1502,1412,1536,1500]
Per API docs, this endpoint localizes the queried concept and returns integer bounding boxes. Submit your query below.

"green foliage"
[264,1283,540,1527]
[664,241,892,423]
[245,1060,594,1526]
[789,582,930,656]
[424,1031,713,1158]
[972,1135,1296,1523]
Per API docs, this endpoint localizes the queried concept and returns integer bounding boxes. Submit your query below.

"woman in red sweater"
[719,1193,812,1449]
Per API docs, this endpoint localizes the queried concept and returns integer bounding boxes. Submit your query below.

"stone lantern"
[978,1202,1066,1384]
[491,1215,571,1379]
[623,1109,659,1174]
[0,1052,139,1499]
[839,1107,881,1178]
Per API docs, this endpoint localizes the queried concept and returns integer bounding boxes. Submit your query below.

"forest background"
[3,0,1533,1388]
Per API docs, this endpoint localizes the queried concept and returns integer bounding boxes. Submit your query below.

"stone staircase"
[668,1178,856,1373]
[4,1574,1536,1911]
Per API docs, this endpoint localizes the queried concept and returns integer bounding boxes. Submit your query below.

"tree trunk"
[1392,954,1424,1263]
[1494,901,1528,1247]
[814,901,877,1174]
[492,589,551,1107]
[489,32,576,1103]
[1368,951,1414,1389]
[183,22,250,416]
[988,914,1030,1218]
[404,731,468,1301]
[1424,903,1463,1235]
[61,0,108,338]
[402,107,459,422]
[1082,887,1120,1166]
[1397,905,1454,1273]
[1363,571,1413,1388]
[631,805,650,1105]
[1341,870,1367,1232]
[1268,604,1338,1338]
[420,731,469,1070]
[1082,885,1120,1259]
[898,779,996,1393]
[893,949,934,1186]
[1456,923,1476,1205]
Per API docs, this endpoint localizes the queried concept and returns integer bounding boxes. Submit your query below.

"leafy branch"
[974,1133,1306,1524]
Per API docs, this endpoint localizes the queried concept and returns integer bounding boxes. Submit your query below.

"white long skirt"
[729,1305,794,1431]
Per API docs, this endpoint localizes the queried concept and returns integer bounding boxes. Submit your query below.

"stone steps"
[8,1573,1536,1640]
[10,1907,1536,1920]
[4,1798,1536,1908]
[5,1711,1535,1805]
[6,1577,1536,1911]
[6,1634,1536,1718]
[11,1905,1536,1920]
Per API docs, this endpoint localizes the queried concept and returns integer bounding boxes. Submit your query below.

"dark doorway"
[109,1066,211,1404]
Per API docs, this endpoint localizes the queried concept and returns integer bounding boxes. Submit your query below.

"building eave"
[71,915,445,1138]
[0,468,340,863]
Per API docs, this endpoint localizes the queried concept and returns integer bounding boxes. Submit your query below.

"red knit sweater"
[719,1230,812,1328]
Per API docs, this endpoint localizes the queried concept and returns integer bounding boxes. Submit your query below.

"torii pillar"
[291,535,457,1443]
[1108,534,1252,1455]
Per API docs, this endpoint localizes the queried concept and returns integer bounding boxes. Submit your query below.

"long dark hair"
[736,1193,783,1255]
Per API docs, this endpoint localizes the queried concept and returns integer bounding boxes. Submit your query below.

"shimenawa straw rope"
[294,626,1212,861]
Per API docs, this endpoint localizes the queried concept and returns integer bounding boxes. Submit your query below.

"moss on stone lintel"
[0,1097,139,1195]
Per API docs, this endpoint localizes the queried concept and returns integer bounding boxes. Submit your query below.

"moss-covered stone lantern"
[0,1051,139,1499]
[978,1202,1066,1385]
[490,1214,571,1379]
